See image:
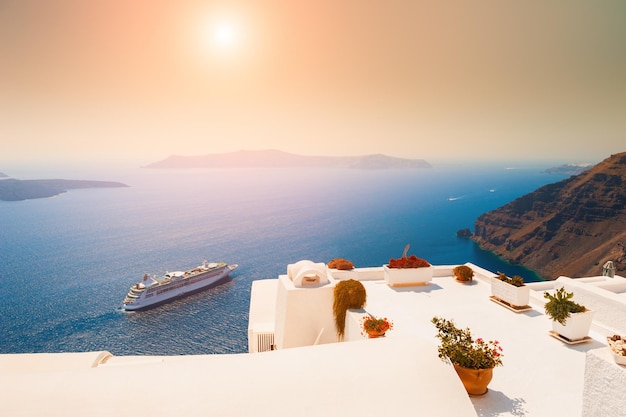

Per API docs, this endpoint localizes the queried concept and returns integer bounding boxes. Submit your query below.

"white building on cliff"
[2,262,626,416]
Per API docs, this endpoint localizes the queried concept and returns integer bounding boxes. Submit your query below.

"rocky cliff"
[473,152,626,279]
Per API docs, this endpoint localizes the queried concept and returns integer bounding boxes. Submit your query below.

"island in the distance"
[0,177,129,201]
[543,163,594,176]
[143,149,432,170]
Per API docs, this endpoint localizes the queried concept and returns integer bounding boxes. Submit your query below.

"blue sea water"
[0,165,568,355]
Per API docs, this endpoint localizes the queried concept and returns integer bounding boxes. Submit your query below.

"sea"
[0,163,570,356]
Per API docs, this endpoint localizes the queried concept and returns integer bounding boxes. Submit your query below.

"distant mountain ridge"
[144,150,432,170]
[473,152,626,279]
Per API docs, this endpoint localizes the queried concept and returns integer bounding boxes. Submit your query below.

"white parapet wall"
[0,351,112,372]
[583,346,626,417]
[269,265,486,350]
[274,274,337,349]
[248,279,279,353]
[556,276,626,335]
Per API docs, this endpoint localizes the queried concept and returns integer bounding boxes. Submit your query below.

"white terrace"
[2,263,626,417]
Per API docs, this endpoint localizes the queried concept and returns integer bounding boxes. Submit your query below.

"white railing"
[251,332,275,353]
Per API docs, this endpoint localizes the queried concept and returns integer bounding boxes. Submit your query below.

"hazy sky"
[1,1,625,166]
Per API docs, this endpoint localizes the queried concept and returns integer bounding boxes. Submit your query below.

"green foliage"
[333,279,366,340]
[453,265,474,281]
[432,317,503,369]
[543,287,587,325]
[495,272,524,287]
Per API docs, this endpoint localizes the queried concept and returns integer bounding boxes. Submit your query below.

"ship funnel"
[602,261,616,278]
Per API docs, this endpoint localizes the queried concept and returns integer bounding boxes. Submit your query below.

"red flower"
[361,315,394,335]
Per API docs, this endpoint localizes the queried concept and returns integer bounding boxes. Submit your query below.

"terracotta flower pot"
[366,329,386,338]
[453,265,474,283]
[453,364,493,396]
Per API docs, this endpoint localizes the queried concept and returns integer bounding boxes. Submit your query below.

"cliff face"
[473,152,626,279]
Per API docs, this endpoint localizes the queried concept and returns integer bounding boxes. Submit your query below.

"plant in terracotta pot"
[361,315,393,338]
[333,279,366,340]
[453,265,474,283]
[328,258,354,270]
[327,258,357,280]
[544,286,594,342]
[432,316,503,396]
[384,244,433,286]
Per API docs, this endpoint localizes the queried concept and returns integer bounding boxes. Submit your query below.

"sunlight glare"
[212,21,238,49]
[213,23,235,46]
[188,6,256,66]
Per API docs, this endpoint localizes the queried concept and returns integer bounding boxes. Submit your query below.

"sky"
[1,0,625,167]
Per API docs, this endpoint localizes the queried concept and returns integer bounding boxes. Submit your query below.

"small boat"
[123,261,237,311]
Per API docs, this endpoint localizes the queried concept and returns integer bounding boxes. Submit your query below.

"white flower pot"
[607,337,626,365]
[383,265,433,286]
[491,278,530,308]
[551,310,595,341]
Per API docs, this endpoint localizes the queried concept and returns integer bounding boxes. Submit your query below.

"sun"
[213,22,236,48]
[203,19,241,52]
[190,11,249,63]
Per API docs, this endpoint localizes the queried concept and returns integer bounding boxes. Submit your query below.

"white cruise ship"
[123,260,237,311]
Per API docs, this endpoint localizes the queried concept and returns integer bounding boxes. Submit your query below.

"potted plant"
[333,279,367,340]
[453,265,474,283]
[361,315,393,338]
[384,244,433,286]
[491,272,530,309]
[327,258,357,280]
[607,335,626,365]
[543,287,595,342]
[432,316,503,396]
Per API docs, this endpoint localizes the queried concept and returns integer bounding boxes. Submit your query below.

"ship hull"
[123,263,236,311]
